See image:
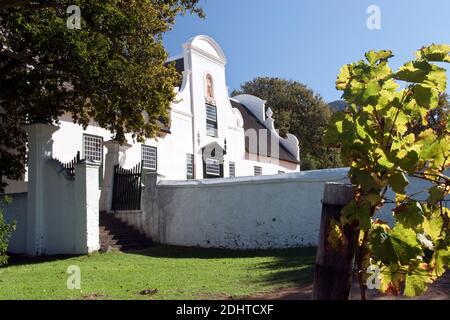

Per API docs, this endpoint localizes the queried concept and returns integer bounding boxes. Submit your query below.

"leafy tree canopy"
[232,77,342,170]
[0,0,203,192]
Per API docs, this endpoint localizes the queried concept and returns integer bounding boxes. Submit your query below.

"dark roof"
[165,57,185,88]
[230,99,300,164]
[158,57,185,134]
[157,115,171,134]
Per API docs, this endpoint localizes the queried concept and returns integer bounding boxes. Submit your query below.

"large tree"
[232,77,342,170]
[0,0,203,192]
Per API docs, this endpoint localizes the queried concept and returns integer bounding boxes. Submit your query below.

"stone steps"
[99,212,152,252]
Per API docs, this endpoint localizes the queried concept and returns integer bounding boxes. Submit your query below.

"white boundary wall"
[118,168,449,250]
[119,168,350,249]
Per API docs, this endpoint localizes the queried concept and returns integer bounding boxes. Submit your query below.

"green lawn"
[0,245,315,300]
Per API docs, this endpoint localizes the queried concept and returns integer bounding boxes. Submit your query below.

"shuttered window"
[229,162,235,177]
[186,154,194,179]
[206,158,220,176]
[254,166,262,176]
[206,104,218,137]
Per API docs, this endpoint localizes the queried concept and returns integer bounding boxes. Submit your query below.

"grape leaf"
[404,267,432,297]
[390,171,409,194]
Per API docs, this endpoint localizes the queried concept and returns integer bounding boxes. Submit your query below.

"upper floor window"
[83,134,103,163]
[254,166,262,176]
[142,145,157,171]
[206,104,218,137]
[278,171,285,174]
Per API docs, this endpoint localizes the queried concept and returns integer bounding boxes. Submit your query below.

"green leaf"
[371,227,399,264]
[351,168,379,191]
[395,61,431,83]
[336,65,351,90]
[389,224,423,265]
[390,172,409,194]
[413,83,439,109]
[365,50,394,65]
[415,44,450,63]
[393,201,424,229]
[342,200,371,230]
[375,148,394,170]
[379,264,403,295]
[397,150,419,173]
[427,185,446,206]
[423,213,443,242]
[433,248,450,277]
[404,267,432,297]
[362,80,381,104]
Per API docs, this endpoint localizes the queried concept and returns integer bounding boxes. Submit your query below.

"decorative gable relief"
[205,74,216,105]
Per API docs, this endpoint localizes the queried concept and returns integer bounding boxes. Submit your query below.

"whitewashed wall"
[3,123,101,256]
[118,168,349,249]
[2,193,27,254]
[117,168,449,250]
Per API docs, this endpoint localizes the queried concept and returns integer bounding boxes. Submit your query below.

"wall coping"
[157,168,350,189]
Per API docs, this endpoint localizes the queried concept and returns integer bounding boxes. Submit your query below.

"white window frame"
[206,104,218,137]
[142,145,157,171]
[229,162,235,177]
[186,154,194,179]
[83,134,103,163]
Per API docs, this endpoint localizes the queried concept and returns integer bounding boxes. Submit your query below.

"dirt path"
[245,272,450,300]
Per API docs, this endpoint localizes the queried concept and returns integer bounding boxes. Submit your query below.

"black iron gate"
[111,163,142,211]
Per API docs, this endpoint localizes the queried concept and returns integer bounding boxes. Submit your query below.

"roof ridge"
[229,99,299,164]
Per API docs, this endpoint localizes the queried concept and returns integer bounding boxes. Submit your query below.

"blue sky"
[164,0,450,103]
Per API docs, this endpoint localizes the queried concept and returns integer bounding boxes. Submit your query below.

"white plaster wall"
[3,159,101,255]
[119,168,449,250]
[42,160,77,254]
[142,168,350,249]
[2,193,27,254]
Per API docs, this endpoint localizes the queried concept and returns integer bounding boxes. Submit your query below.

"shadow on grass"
[127,244,316,260]
[254,253,315,287]
[130,244,317,288]
[5,244,317,290]
[4,253,84,267]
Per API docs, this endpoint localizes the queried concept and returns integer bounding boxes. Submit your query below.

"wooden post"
[312,182,357,300]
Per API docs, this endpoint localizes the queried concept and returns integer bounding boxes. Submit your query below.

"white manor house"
[3,35,304,256]
[7,35,300,194]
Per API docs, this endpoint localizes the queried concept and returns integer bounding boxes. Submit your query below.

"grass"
[0,245,315,300]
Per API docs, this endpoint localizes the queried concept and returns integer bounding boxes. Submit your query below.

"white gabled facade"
[6,35,300,194]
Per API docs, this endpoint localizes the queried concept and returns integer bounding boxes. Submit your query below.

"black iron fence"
[111,163,142,211]
[54,151,81,177]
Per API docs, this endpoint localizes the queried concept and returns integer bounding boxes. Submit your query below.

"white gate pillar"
[74,160,101,253]
[24,123,59,256]
[99,140,131,213]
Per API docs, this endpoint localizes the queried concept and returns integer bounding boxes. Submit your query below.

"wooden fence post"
[312,182,357,300]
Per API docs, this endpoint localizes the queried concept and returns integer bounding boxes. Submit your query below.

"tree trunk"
[312,182,358,300]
